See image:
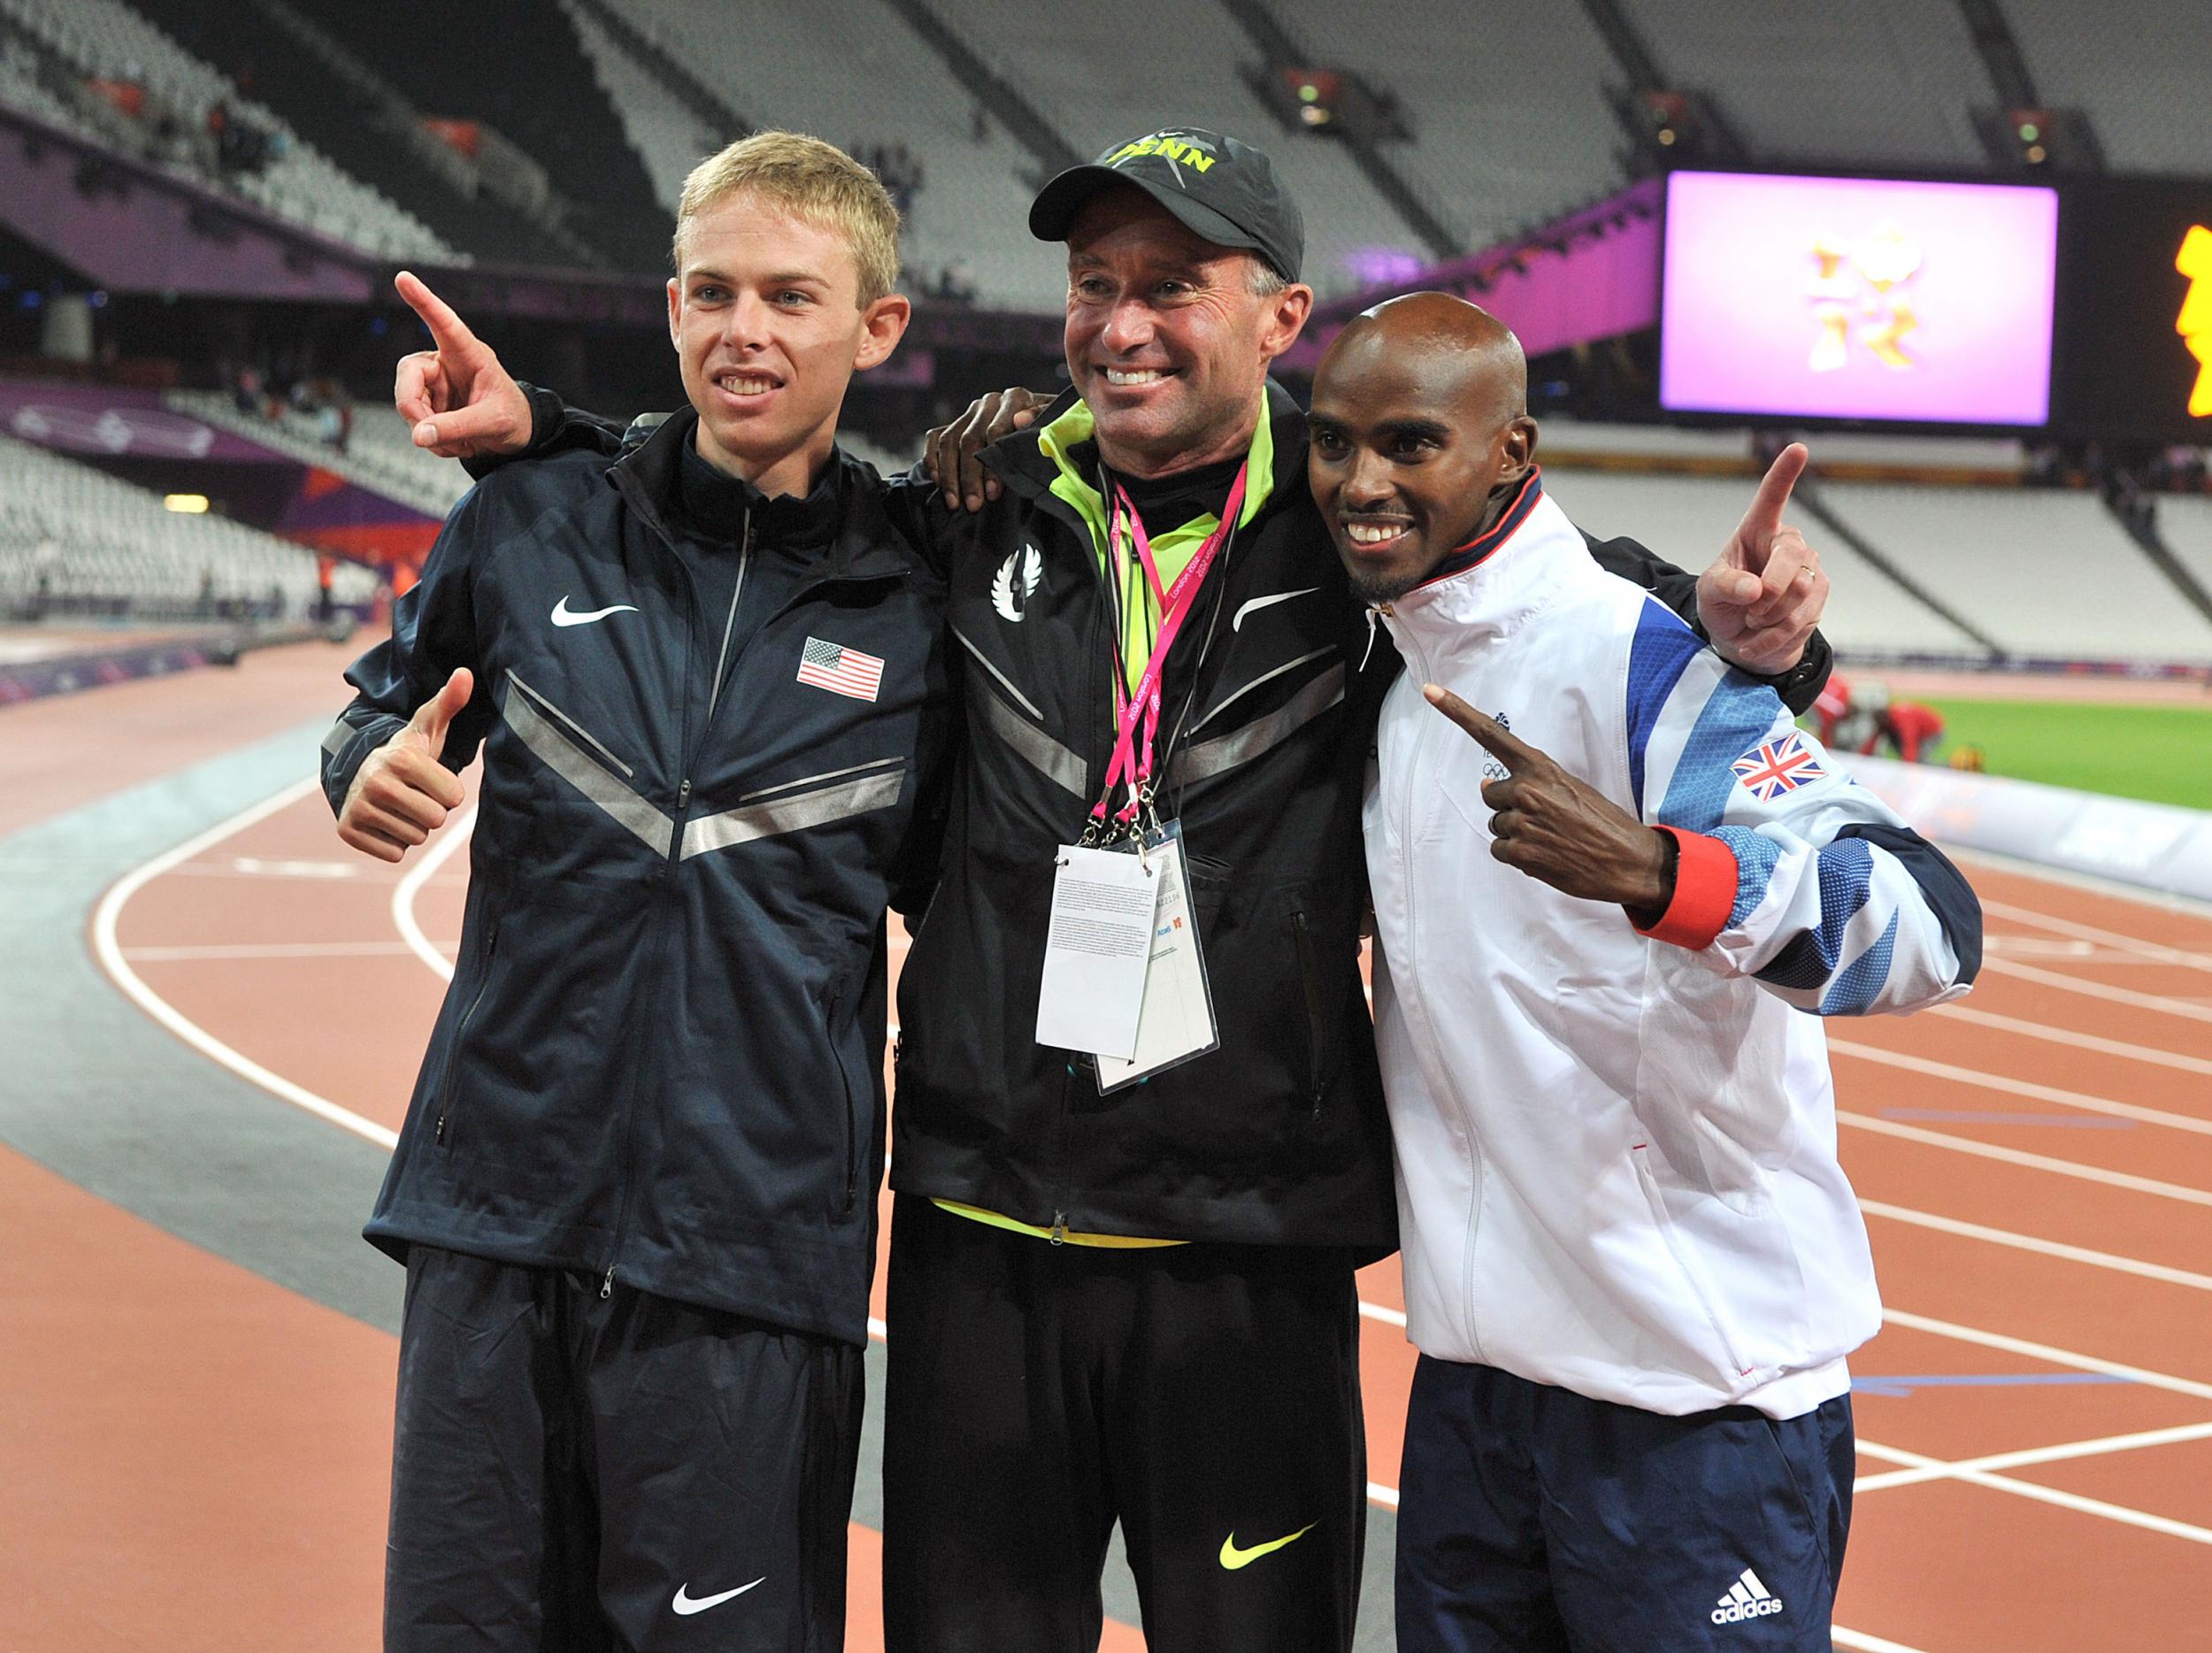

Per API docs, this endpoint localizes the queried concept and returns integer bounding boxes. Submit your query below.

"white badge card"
[1096,822,1219,1093]
[1035,842,1162,1059]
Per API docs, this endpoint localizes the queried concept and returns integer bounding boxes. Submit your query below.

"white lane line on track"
[1881,1308,2212,1404]
[1923,1003,2212,1079]
[1832,1041,2212,1134]
[91,779,400,1152]
[1952,849,2212,923]
[1982,899,2212,973]
[1360,1300,1409,1327]
[1861,1199,2212,1292]
[1838,1111,2212,1206]
[1856,1419,2212,1495]
[1979,957,2212,1023]
[122,940,462,962]
[1832,1629,1935,1653]
[393,807,474,983]
[1853,1434,2212,1548]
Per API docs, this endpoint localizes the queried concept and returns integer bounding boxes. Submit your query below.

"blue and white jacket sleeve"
[318,481,496,817]
[1621,601,1981,1016]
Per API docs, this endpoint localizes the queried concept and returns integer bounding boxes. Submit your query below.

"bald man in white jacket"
[1307,296,1981,1653]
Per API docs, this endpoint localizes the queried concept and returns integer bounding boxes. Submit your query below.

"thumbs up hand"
[1424,684,1675,920]
[337,668,474,864]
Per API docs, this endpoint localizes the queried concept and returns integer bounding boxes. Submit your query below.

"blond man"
[324,134,950,1653]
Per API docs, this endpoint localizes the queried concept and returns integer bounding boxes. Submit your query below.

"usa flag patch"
[795,636,884,702]
[1732,732,1826,801]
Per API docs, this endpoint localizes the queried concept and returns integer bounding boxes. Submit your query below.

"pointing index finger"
[1735,442,1809,550]
[396,270,481,360]
[1423,685,1536,771]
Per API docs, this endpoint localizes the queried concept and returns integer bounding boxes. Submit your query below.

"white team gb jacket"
[1363,472,1981,1420]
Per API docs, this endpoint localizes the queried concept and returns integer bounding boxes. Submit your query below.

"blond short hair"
[673,131,902,305]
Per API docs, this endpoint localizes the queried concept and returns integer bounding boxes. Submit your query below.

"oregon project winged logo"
[992,541,1042,622]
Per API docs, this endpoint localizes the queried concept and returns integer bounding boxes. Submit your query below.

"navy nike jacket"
[319,410,951,1344]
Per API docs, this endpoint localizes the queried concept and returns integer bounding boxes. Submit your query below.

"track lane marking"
[1981,900,2212,972]
[1861,1199,2212,1291]
[392,806,474,983]
[1832,1042,2212,1134]
[1978,957,2212,1023]
[1839,1112,2212,1205]
[1881,1309,2212,1403]
[1856,1419,2212,1494]
[91,779,400,1152]
[1853,1435,2212,1548]
[1832,1630,1935,1653]
[121,941,461,962]
[1921,1003,2212,1079]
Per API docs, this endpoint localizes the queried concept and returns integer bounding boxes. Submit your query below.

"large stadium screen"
[1660,170,2060,427]
[2050,177,2212,440]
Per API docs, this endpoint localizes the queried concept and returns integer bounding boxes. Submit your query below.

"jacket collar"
[1379,472,1593,648]
[608,408,912,582]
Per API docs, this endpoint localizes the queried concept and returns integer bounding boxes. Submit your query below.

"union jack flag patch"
[795,636,884,702]
[1732,732,1826,802]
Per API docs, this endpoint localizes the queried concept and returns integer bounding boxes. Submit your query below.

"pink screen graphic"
[1660,171,2058,425]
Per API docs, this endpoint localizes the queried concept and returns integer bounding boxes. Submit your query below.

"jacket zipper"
[433,922,500,1145]
[1290,906,1327,1122]
[827,983,862,1217]
[603,509,748,1300]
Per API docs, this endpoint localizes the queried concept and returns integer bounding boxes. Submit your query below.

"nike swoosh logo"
[672,1579,764,1615]
[1219,1524,1315,1571]
[551,596,640,627]
[1232,588,1318,632]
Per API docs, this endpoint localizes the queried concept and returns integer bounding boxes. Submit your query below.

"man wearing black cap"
[388,124,1832,1653]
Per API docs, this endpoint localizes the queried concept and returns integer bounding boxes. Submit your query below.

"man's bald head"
[1308,292,1539,604]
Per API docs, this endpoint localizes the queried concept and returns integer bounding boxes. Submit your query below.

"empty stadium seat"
[2005,0,2212,178]
[0,433,377,618]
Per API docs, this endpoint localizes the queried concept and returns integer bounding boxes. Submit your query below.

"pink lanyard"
[1092,464,1249,829]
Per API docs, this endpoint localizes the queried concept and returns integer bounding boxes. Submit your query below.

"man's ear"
[853,294,913,372]
[1258,283,1316,364]
[665,277,683,353]
[1500,415,1539,481]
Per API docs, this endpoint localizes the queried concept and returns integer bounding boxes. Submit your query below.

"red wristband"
[1634,826,1739,950]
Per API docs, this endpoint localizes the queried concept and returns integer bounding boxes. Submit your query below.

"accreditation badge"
[1096,820,1219,1093]
[1035,840,1163,1060]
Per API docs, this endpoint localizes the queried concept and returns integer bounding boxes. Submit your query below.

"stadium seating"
[0,433,377,619]
[1625,0,1989,170]
[2005,0,2212,177]
[0,0,457,262]
[1820,481,2212,665]
[1544,466,1994,662]
[590,0,1054,307]
[943,0,1424,297]
[165,391,469,519]
[1259,0,1627,250]
[2162,496,2212,609]
[560,0,721,227]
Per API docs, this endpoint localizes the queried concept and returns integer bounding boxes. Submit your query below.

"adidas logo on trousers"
[1711,1568,1786,1626]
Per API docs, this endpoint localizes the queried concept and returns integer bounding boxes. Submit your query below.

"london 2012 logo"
[2179,225,2212,418]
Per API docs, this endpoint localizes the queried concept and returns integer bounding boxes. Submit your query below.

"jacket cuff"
[1635,826,1739,950]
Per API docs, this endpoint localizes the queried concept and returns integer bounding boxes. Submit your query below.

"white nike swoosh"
[551,596,640,627]
[1232,587,1319,632]
[672,1579,764,1615]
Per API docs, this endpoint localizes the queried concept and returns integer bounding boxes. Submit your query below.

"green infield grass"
[1916,697,2212,810]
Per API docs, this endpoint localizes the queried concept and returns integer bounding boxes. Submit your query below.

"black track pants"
[880,1194,1366,1653]
[384,1246,862,1653]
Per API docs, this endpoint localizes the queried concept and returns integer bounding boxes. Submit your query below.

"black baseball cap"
[1029,127,1304,283]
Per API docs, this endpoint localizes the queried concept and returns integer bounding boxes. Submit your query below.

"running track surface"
[10,640,2212,1651]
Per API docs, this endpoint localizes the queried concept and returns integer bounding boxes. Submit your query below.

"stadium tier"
[0,431,378,619]
[165,391,470,519]
[1624,0,1989,169]
[0,0,457,263]
[1822,480,2212,665]
[2162,495,2212,606]
[1259,0,1624,250]
[2005,0,2212,176]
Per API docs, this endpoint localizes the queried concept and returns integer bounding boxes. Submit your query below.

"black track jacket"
[320,411,951,1344]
